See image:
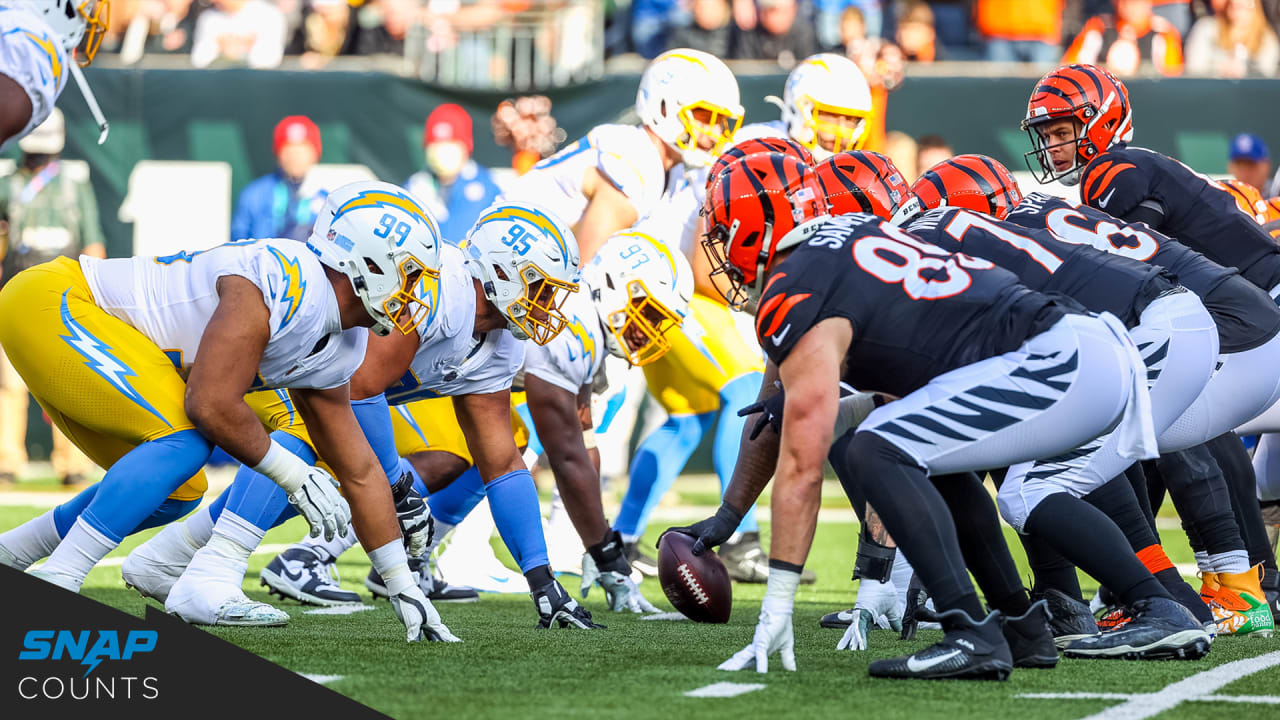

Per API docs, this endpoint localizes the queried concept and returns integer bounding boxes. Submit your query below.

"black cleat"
[820,608,859,629]
[624,542,660,578]
[1032,588,1100,648]
[532,578,605,629]
[870,608,1013,681]
[1002,600,1059,669]
[365,558,479,603]
[1064,597,1212,660]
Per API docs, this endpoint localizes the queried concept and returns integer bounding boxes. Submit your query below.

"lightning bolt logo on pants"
[59,291,172,428]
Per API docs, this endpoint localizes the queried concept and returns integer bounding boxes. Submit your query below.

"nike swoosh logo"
[282,567,305,582]
[772,324,790,345]
[905,648,963,673]
[1098,187,1117,208]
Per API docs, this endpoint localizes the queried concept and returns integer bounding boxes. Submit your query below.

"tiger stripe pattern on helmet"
[1220,179,1268,222]
[813,151,920,224]
[1023,63,1133,185]
[912,154,1023,220]
[706,136,815,195]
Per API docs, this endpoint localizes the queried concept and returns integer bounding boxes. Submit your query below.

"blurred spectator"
[977,0,1064,63]
[916,134,954,178]
[355,0,414,55]
[492,95,566,174]
[895,1,937,61]
[632,0,680,57]
[191,0,288,68]
[298,0,358,69]
[842,18,903,154]
[669,0,734,58]
[406,105,503,244]
[1152,0,1193,36]
[814,0,882,50]
[1228,133,1272,190]
[883,130,919,183]
[1186,0,1279,76]
[1063,0,1185,76]
[927,0,975,54]
[231,116,327,242]
[734,0,820,68]
[0,110,102,487]
[117,0,201,64]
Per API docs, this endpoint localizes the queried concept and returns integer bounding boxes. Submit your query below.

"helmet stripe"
[917,169,949,208]
[950,161,1000,216]
[819,160,874,213]
[974,156,1018,212]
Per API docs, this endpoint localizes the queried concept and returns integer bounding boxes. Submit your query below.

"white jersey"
[735,120,788,143]
[497,124,667,226]
[0,6,68,150]
[384,244,524,404]
[523,287,606,394]
[80,239,367,391]
[649,164,707,258]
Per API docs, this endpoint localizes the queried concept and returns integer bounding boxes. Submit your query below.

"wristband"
[368,539,414,595]
[762,564,801,615]
[852,529,897,583]
[252,439,310,495]
[582,427,597,450]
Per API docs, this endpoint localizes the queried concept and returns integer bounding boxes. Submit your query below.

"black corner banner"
[0,565,389,718]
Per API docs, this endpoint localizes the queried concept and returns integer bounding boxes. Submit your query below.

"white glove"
[288,467,351,543]
[390,583,462,643]
[580,553,661,613]
[719,606,796,673]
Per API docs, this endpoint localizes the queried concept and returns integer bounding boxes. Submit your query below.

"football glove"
[900,572,931,641]
[719,605,796,673]
[659,502,743,556]
[389,583,461,643]
[532,577,605,629]
[837,578,903,651]
[580,552,661,613]
[390,471,432,558]
[287,467,351,542]
[737,384,785,441]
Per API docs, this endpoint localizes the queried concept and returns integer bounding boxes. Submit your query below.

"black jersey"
[755,213,1067,398]
[1078,144,1280,291]
[1007,192,1280,353]
[903,206,1172,327]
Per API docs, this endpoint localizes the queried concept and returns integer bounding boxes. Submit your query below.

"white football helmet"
[22,0,109,64]
[307,181,443,337]
[465,202,581,345]
[582,229,693,366]
[766,53,873,162]
[635,48,744,168]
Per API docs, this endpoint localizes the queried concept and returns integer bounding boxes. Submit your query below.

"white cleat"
[122,523,201,603]
[0,541,28,570]
[167,577,289,627]
[30,568,83,593]
[204,596,290,627]
[435,542,528,594]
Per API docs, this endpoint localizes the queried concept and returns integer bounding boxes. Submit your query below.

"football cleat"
[260,546,361,606]
[0,541,25,570]
[718,532,817,585]
[1031,588,1100,648]
[121,522,200,603]
[1064,597,1211,660]
[1001,600,1058,668]
[1202,576,1274,638]
[532,578,605,629]
[435,537,529,593]
[820,607,860,629]
[30,567,83,593]
[366,557,480,603]
[624,541,661,578]
[1097,605,1133,632]
[869,608,1013,681]
[204,596,290,627]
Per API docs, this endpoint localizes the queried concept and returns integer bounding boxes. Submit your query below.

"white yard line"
[1017,650,1280,720]
[639,612,689,621]
[684,682,766,698]
[299,673,344,685]
[305,604,374,615]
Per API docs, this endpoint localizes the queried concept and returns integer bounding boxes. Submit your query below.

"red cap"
[274,115,322,158]
[424,104,473,154]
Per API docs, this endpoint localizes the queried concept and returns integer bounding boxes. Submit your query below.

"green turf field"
[4,481,1280,720]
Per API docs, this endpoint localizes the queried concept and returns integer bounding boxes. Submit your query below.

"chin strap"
[68,62,108,144]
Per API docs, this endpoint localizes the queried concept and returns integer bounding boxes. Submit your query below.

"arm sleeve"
[351,393,403,485]
[1122,200,1166,228]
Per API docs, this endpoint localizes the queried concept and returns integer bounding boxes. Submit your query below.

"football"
[657,531,732,624]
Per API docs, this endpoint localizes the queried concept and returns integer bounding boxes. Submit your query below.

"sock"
[300,526,358,560]
[1022,493,1169,608]
[38,517,118,589]
[0,509,62,568]
[513,402,545,458]
[613,412,713,538]
[214,510,268,552]
[1195,550,1212,573]
[845,432,984,619]
[186,504,216,548]
[715,373,763,534]
[485,469,549,573]
[1082,474,1160,552]
[179,511,263,593]
[1210,549,1251,575]
[1021,533,1084,602]
[427,465,485,526]
[932,472,1030,616]
[829,431,866,518]
[73,429,212,543]
[1142,459,1167,515]
[1123,462,1159,538]
[1160,444,1246,561]
[1206,432,1277,571]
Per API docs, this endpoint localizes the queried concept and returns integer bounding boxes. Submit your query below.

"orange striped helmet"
[912,154,1023,220]
[1023,64,1133,186]
[1221,179,1267,222]
[706,136,815,196]
[812,151,922,225]
[703,153,828,309]
[1264,196,1280,224]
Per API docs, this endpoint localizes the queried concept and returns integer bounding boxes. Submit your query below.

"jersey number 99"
[374,213,413,246]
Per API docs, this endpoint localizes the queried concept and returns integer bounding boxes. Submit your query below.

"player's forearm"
[549,446,610,544]
[184,393,270,467]
[722,366,784,512]
[344,471,402,551]
[770,421,829,567]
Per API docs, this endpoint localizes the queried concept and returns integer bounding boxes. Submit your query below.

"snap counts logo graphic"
[17,629,160,700]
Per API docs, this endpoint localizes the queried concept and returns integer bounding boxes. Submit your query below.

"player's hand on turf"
[836,578,903,651]
[288,466,351,542]
[580,553,660,613]
[899,573,930,641]
[390,584,461,643]
[659,503,743,556]
[719,605,795,673]
[533,578,606,629]
[390,471,432,558]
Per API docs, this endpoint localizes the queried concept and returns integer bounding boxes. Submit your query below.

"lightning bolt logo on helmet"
[334,188,440,239]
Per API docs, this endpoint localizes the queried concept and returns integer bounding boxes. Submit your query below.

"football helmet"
[766,53,873,162]
[23,0,109,66]
[702,153,829,310]
[1023,63,1133,186]
[307,181,442,337]
[707,136,815,196]
[635,48,745,168]
[813,151,921,225]
[465,202,581,345]
[912,154,1023,220]
[1221,178,1268,222]
[582,229,693,366]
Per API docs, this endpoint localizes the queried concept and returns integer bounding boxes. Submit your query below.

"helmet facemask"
[797,96,870,160]
[354,254,439,337]
[502,263,578,345]
[77,0,109,66]
[701,215,770,312]
[674,101,743,167]
[1023,112,1093,187]
[603,278,683,366]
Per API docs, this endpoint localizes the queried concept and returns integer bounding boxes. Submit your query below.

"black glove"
[737,389,785,441]
[899,572,930,641]
[391,471,432,557]
[658,503,744,556]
